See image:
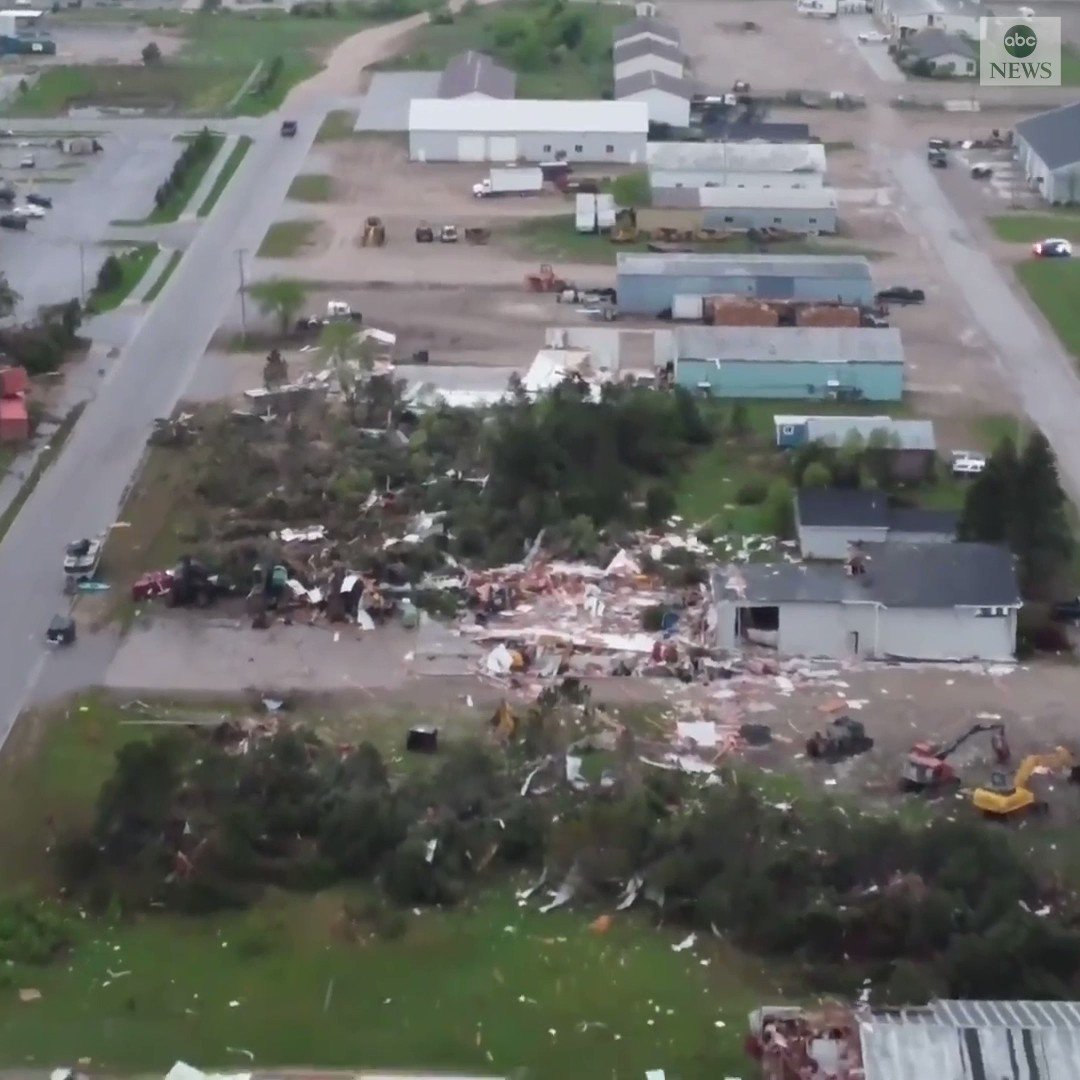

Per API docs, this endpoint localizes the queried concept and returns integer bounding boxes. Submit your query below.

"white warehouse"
[408,99,649,164]
[647,140,827,190]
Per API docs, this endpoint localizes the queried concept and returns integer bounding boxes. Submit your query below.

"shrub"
[735,478,768,505]
[644,483,677,526]
[0,895,74,964]
[96,254,123,295]
[800,461,832,488]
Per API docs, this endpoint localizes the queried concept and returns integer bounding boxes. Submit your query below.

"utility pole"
[78,242,86,304]
[236,248,248,344]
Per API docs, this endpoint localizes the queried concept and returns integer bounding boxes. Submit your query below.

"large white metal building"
[408,99,649,163]
[647,140,827,190]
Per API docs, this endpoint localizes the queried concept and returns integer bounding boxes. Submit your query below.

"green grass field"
[258,219,321,257]
[198,135,252,216]
[86,244,159,313]
[989,213,1080,243]
[143,250,182,303]
[6,5,426,117]
[0,693,781,1076]
[288,173,334,202]
[1016,258,1080,357]
[378,0,628,98]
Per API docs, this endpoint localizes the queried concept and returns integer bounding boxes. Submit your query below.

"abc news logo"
[988,22,1054,80]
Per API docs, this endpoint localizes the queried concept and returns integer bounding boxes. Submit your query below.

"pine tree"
[957,437,1018,544]
[1013,431,1074,597]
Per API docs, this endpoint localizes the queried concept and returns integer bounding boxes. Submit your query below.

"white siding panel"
[457,135,486,161]
[488,135,518,161]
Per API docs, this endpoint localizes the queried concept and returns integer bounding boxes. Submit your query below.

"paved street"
[0,108,322,738]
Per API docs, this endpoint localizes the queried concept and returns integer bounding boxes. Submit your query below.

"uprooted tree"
[249,278,308,339]
[54,716,1080,1002]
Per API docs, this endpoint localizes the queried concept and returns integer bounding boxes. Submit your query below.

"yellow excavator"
[971,746,1080,817]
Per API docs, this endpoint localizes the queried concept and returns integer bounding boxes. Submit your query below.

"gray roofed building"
[716,542,1018,607]
[794,489,958,559]
[1015,101,1080,202]
[613,15,680,46]
[647,139,826,175]
[860,999,1080,1080]
[904,26,976,60]
[620,251,868,280]
[438,50,516,99]
[803,415,935,450]
[615,69,692,100]
[676,326,902,365]
[712,542,1017,660]
[613,35,685,64]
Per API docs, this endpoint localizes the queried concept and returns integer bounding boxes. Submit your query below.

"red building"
[0,365,30,443]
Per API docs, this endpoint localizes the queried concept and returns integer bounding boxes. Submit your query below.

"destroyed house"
[712,541,1020,661]
[753,998,1080,1080]
[795,489,957,560]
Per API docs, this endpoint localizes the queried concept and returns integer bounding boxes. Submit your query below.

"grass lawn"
[316,109,358,141]
[197,135,252,216]
[257,219,320,258]
[143,250,182,304]
[7,6,427,117]
[0,692,782,1076]
[988,212,1080,243]
[113,134,225,225]
[86,244,159,313]
[288,173,334,202]
[1016,258,1080,357]
[377,0,628,98]
[608,170,650,207]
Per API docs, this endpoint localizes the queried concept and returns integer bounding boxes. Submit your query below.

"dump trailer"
[473,167,543,198]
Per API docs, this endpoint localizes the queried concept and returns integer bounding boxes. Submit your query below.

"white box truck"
[575,193,597,233]
[473,167,544,198]
[596,193,616,231]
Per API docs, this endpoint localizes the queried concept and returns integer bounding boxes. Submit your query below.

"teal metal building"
[673,326,904,401]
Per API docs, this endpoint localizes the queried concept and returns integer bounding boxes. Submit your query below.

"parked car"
[858,30,887,42]
[18,154,34,168]
[970,163,993,179]
[439,224,458,243]
[951,450,986,476]
[1032,237,1072,258]
[26,192,52,209]
[280,120,297,137]
[1052,596,1080,622]
[0,185,15,204]
[928,149,948,168]
[12,204,45,219]
[45,614,76,646]
[927,137,951,151]
[875,286,925,305]
[0,213,28,230]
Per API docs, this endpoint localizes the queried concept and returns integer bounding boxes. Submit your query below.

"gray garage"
[355,71,441,132]
[408,99,649,163]
[616,252,874,315]
[651,186,838,234]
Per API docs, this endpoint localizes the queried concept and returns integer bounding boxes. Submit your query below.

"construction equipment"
[805,717,873,762]
[415,221,433,242]
[972,747,1080,817]
[439,224,458,243]
[362,216,385,247]
[901,722,1010,793]
[464,227,490,245]
[524,264,567,292]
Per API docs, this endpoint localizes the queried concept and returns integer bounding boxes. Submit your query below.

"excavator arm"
[938,722,1004,761]
[1013,747,1074,790]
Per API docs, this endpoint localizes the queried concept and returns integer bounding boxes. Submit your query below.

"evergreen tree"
[1013,431,1074,597]
[957,437,1018,544]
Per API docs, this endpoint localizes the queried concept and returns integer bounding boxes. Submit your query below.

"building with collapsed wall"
[751,998,1080,1080]
[711,542,1020,662]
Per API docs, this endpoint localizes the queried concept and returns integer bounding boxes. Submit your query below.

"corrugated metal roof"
[805,415,934,449]
[676,325,902,364]
[437,51,516,98]
[647,140,827,174]
[1015,102,1080,171]
[409,98,649,134]
[652,185,838,210]
[861,1001,1080,1080]
[615,69,693,100]
[618,251,872,280]
[612,15,681,44]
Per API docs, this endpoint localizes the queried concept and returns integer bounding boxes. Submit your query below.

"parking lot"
[0,125,179,316]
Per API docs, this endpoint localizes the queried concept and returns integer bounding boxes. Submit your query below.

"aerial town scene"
[3,0,1080,1076]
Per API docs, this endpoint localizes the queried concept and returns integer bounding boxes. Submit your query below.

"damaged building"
[712,542,1020,662]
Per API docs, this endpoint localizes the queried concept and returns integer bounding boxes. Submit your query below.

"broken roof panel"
[714,542,1019,609]
[437,50,517,99]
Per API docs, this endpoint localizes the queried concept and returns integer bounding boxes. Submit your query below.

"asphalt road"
[882,145,1080,504]
[0,108,321,739]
